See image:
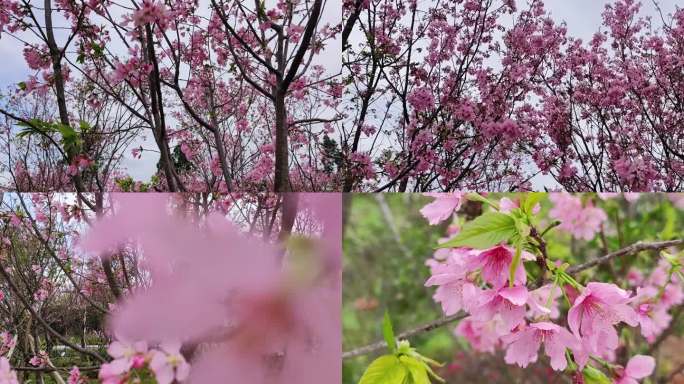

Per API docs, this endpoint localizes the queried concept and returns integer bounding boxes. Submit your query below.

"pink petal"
[612,303,639,327]
[420,194,462,225]
[625,355,655,379]
[499,285,528,306]
[504,328,540,368]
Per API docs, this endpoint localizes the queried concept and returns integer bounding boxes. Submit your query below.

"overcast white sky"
[0,0,679,184]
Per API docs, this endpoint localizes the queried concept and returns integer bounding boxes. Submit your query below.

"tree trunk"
[273,89,289,192]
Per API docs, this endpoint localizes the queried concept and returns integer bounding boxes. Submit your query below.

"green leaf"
[16,119,48,138]
[79,120,91,133]
[358,355,408,384]
[382,311,396,354]
[399,356,430,384]
[17,81,26,91]
[437,212,517,249]
[91,43,104,57]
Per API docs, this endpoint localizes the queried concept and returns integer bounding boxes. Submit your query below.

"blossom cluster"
[98,340,190,384]
[421,193,681,382]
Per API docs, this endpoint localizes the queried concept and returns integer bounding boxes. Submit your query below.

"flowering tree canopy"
[0,0,682,192]
[1,0,341,192]
[342,0,684,192]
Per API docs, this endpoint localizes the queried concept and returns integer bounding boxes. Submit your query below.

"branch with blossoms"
[348,193,684,384]
[341,0,684,192]
[343,240,682,359]
[1,0,341,193]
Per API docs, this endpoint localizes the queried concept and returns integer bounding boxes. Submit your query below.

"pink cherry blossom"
[470,285,529,333]
[29,351,48,367]
[631,286,671,342]
[407,87,435,112]
[503,322,580,371]
[131,0,171,29]
[466,245,535,288]
[420,193,465,225]
[149,342,190,384]
[98,339,148,379]
[425,249,481,315]
[614,355,655,384]
[67,366,82,384]
[549,194,607,240]
[527,284,562,319]
[568,283,638,364]
[454,316,503,354]
[0,333,15,356]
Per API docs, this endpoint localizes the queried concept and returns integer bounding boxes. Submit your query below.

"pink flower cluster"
[549,193,607,240]
[131,0,172,29]
[627,259,684,343]
[407,87,435,112]
[0,333,15,357]
[421,196,672,380]
[99,340,190,384]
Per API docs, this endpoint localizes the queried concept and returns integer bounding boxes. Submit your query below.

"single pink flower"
[631,287,671,342]
[503,322,580,371]
[614,355,655,384]
[426,249,482,315]
[568,283,638,364]
[67,366,82,384]
[527,284,562,319]
[149,342,191,384]
[99,339,148,379]
[466,245,535,288]
[471,285,529,333]
[420,193,465,225]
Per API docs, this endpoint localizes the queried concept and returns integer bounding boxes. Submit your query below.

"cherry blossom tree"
[342,0,684,192]
[1,0,341,192]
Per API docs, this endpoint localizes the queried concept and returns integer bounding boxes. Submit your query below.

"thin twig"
[566,240,683,275]
[342,313,467,359]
